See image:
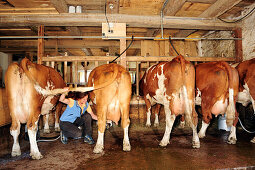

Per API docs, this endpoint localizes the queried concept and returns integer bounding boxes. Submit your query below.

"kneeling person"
[59,89,97,144]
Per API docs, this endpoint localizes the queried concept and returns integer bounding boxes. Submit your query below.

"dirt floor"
[1,116,255,170]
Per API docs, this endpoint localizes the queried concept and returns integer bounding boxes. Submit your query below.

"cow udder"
[107,97,120,124]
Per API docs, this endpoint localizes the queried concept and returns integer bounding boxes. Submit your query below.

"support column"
[120,38,127,68]
[234,28,243,62]
[136,62,139,96]
[37,25,44,64]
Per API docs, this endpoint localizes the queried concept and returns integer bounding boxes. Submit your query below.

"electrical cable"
[105,0,111,32]
[110,35,134,63]
[169,36,180,56]
[218,5,255,23]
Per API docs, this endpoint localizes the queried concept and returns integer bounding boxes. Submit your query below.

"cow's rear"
[88,63,131,153]
[140,55,199,148]
[5,58,66,159]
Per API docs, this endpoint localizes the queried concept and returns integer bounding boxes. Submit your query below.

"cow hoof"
[123,143,131,152]
[154,123,159,127]
[55,127,60,132]
[11,150,21,157]
[192,142,200,149]
[227,138,237,145]
[159,140,169,147]
[93,144,104,154]
[198,133,205,139]
[250,138,255,143]
[145,123,151,127]
[30,152,43,160]
[43,129,50,134]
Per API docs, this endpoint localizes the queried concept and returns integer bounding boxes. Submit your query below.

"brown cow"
[195,61,239,144]
[236,58,255,143]
[139,55,200,148]
[87,63,131,153]
[5,58,66,159]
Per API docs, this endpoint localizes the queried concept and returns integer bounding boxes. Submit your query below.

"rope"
[238,117,255,133]
[110,35,134,63]
[169,36,180,56]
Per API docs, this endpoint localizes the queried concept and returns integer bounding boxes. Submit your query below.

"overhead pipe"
[0,35,242,40]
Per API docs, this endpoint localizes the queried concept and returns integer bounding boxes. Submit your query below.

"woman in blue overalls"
[59,87,97,144]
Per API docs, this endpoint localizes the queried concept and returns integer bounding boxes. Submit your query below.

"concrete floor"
[1,117,255,170]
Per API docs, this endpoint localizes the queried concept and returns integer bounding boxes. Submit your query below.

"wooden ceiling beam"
[199,0,242,18]
[0,13,238,30]
[1,39,141,49]
[174,0,242,37]
[49,0,68,13]
[164,0,186,16]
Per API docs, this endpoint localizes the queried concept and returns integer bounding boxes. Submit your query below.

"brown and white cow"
[139,55,200,148]
[195,61,239,144]
[87,63,131,153]
[5,58,66,159]
[235,58,255,143]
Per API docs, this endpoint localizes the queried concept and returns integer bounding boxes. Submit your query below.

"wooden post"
[70,62,73,84]
[84,61,87,84]
[74,61,78,88]
[234,28,243,62]
[64,61,67,83]
[95,61,98,67]
[51,61,55,68]
[37,25,44,64]
[120,38,127,68]
[136,62,139,96]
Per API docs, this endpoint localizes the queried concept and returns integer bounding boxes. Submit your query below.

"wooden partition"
[0,88,11,127]
[42,55,236,96]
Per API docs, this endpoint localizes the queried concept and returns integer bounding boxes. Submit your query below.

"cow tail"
[221,62,235,127]
[178,55,193,127]
[20,57,43,87]
[88,63,119,90]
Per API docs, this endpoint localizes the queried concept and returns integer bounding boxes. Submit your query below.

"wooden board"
[0,88,11,127]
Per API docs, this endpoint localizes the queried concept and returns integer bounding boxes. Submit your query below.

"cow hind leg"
[154,104,161,127]
[54,104,62,132]
[228,110,238,144]
[120,104,131,152]
[93,105,107,154]
[27,120,43,160]
[144,98,152,127]
[198,120,210,138]
[159,105,175,147]
[43,114,50,133]
[10,120,21,157]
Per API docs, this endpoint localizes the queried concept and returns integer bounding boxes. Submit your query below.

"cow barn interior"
[1,0,255,169]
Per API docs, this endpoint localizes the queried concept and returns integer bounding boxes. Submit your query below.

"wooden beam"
[50,0,68,13]
[42,56,236,62]
[234,28,243,62]
[66,27,81,36]
[64,61,67,83]
[174,0,242,37]
[199,0,242,18]
[37,25,44,64]
[0,13,238,30]
[164,0,186,16]
[1,39,141,49]
[120,38,127,68]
